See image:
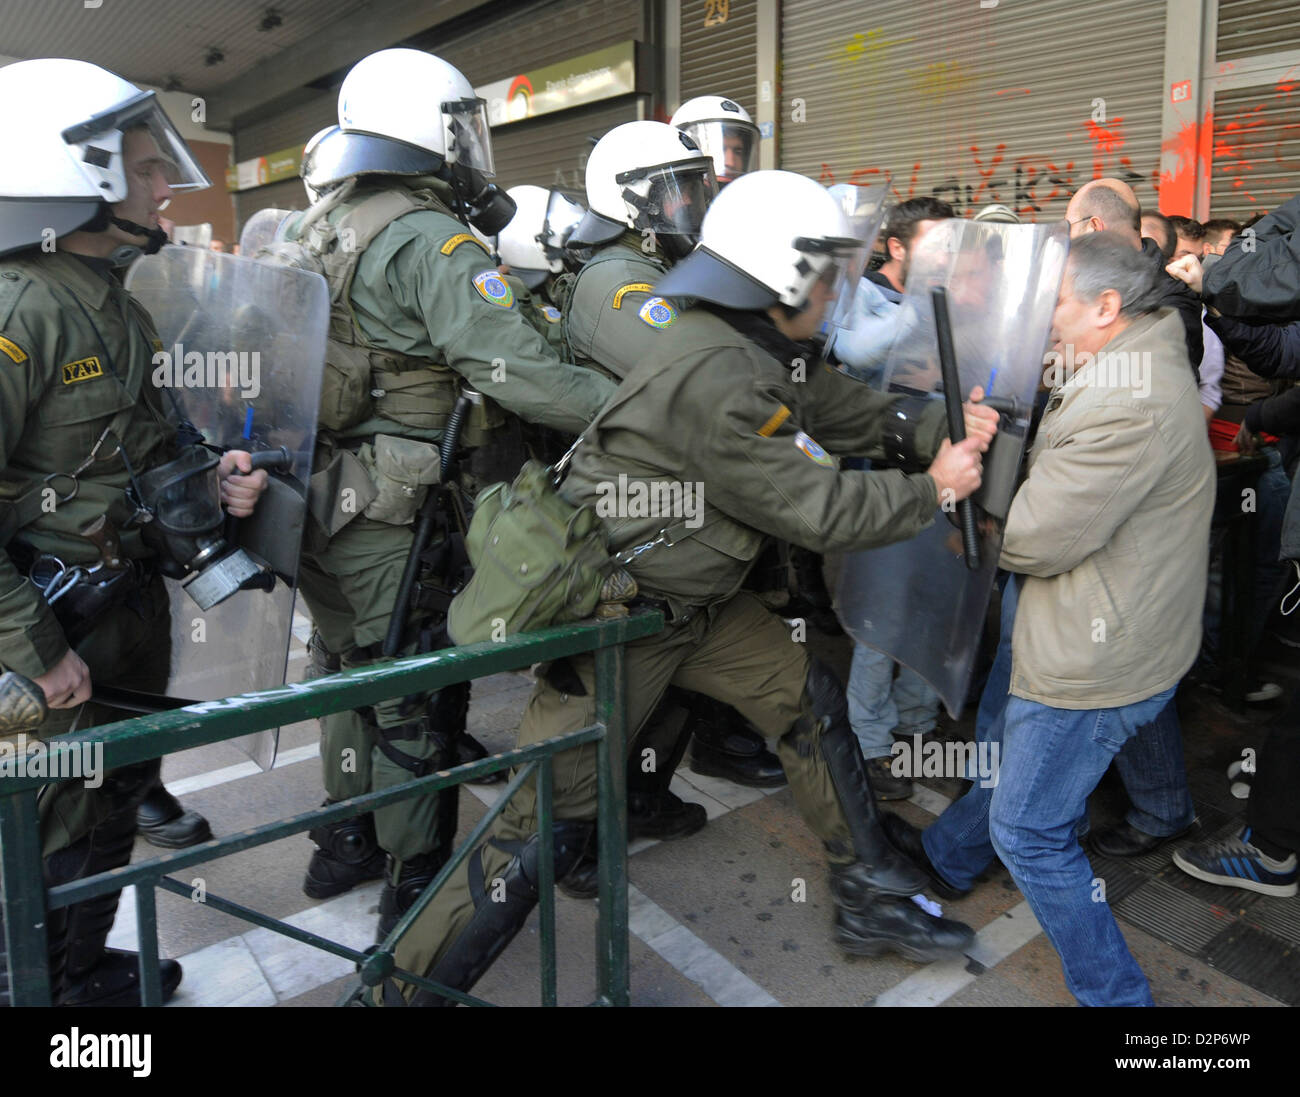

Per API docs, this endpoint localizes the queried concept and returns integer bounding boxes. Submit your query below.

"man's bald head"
[1066,179,1142,245]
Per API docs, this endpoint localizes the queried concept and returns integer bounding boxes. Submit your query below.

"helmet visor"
[63,90,210,192]
[824,183,888,330]
[541,190,586,256]
[442,97,495,176]
[622,159,717,242]
[679,120,759,185]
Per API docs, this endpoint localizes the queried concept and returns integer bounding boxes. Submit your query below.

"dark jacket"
[1244,386,1300,436]
[1141,237,1203,371]
[1203,194,1300,321]
[1205,312,1300,380]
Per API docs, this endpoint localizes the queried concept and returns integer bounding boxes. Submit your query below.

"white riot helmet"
[497,185,586,289]
[0,58,209,257]
[568,120,717,259]
[338,48,493,176]
[336,48,515,234]
[656,171,873,316]
[670,96,760,186]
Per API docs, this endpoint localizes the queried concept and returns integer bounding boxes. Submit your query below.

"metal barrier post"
[593,641,630,1007]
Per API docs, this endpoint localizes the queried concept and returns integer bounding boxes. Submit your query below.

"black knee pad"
[309,807,380,865]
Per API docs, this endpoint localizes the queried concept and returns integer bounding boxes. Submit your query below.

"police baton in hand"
[931,287,980,570]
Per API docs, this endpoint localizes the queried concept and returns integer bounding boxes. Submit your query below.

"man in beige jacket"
[885,231,1215,1005]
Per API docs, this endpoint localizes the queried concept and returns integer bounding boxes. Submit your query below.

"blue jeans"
[923,576,1176,1005]
[847,642,939,759]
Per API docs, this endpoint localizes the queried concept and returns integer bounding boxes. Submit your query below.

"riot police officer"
[364,171,1000,1005]
[0,58,269,1005]
[285,48,618,939]
[669,95,761,187]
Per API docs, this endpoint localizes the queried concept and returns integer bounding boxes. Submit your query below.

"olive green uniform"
[379,304,946,1001]
[289,179,616,872]
[0,251,176,855]
[562,233,675,380]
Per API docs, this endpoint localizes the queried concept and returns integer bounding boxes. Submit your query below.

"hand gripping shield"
[834,219,1069,716]
[125,245,328,767]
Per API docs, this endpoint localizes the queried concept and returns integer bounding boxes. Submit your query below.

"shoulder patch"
[540,305,562,323]
[0,334,28,364]
[472,270,514,308]
[612,282,654,309]
[637,297,677,329]
[756,405,791,437]
[61,356,103,385]
[794,430,835,468]
[442,233,489,256]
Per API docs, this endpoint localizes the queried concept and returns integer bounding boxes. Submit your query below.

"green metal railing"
[0,609,662,1007]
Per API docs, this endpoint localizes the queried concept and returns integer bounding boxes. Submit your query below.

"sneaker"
[865,756,913,801]
[1172,829,1298,897]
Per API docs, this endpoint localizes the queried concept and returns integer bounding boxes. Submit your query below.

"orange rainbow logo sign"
[506,74,534,120]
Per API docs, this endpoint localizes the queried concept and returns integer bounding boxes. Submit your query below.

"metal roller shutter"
[235,178,308,236]
[679,0,758,118]
[233,90,336,163]
[415,0,644,197]
[1217,0,1300,61]
[490,96,642,191]
[1210,83,1300,222]
[780,0,1168,222]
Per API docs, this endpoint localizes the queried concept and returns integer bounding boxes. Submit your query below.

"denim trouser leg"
[1113,696,1196,836]
[847,642,900,759]
[894,666,939,737]
[1253,447,1291,650]
[922,575,1018,889]
[987,687,1174,1007]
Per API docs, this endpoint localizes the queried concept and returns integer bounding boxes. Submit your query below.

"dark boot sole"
[138,821,213,850]
[302,860,386,900]
[687,753,787,789]
[60,955,183,1007]
[837,929,972,964]
[628,811,708,843]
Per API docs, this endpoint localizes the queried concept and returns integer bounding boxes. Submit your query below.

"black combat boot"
[136,780,213,849]
[303,806,387,900]
[48,805,183,1006]
[687,697,786,788]
[831,868,975,963]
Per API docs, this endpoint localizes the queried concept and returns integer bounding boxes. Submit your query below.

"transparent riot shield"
[171,222,213,248]
[125,245,328,767]
[238,207,296,257]
[834,220,1069,717]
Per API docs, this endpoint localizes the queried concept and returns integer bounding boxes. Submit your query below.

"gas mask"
[132,445,288,610]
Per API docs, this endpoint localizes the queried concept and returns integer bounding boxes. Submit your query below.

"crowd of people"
[0,42,1296,1011]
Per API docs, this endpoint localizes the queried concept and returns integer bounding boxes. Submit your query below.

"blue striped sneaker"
[1173,829,1298,898]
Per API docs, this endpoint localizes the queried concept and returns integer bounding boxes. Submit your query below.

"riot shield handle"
[931,287,980,571]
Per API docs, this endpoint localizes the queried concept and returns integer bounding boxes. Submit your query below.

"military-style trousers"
[298,515,461,863]
[383,592,861,1001]
[32,575,170,857]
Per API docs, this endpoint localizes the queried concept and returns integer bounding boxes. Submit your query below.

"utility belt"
[9,539,157,647]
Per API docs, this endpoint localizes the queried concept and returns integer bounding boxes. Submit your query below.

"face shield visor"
[539,190,587,262]
[63,90,210,203]
[619,158,717,255]
[822,183,889,332]
[679,119,759,185]
[442,97,495,177]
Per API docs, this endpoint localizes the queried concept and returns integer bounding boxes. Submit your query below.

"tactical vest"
[560,237,667,380]
[285,183,487,442]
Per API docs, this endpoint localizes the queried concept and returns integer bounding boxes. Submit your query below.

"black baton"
[931,287,980,570]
